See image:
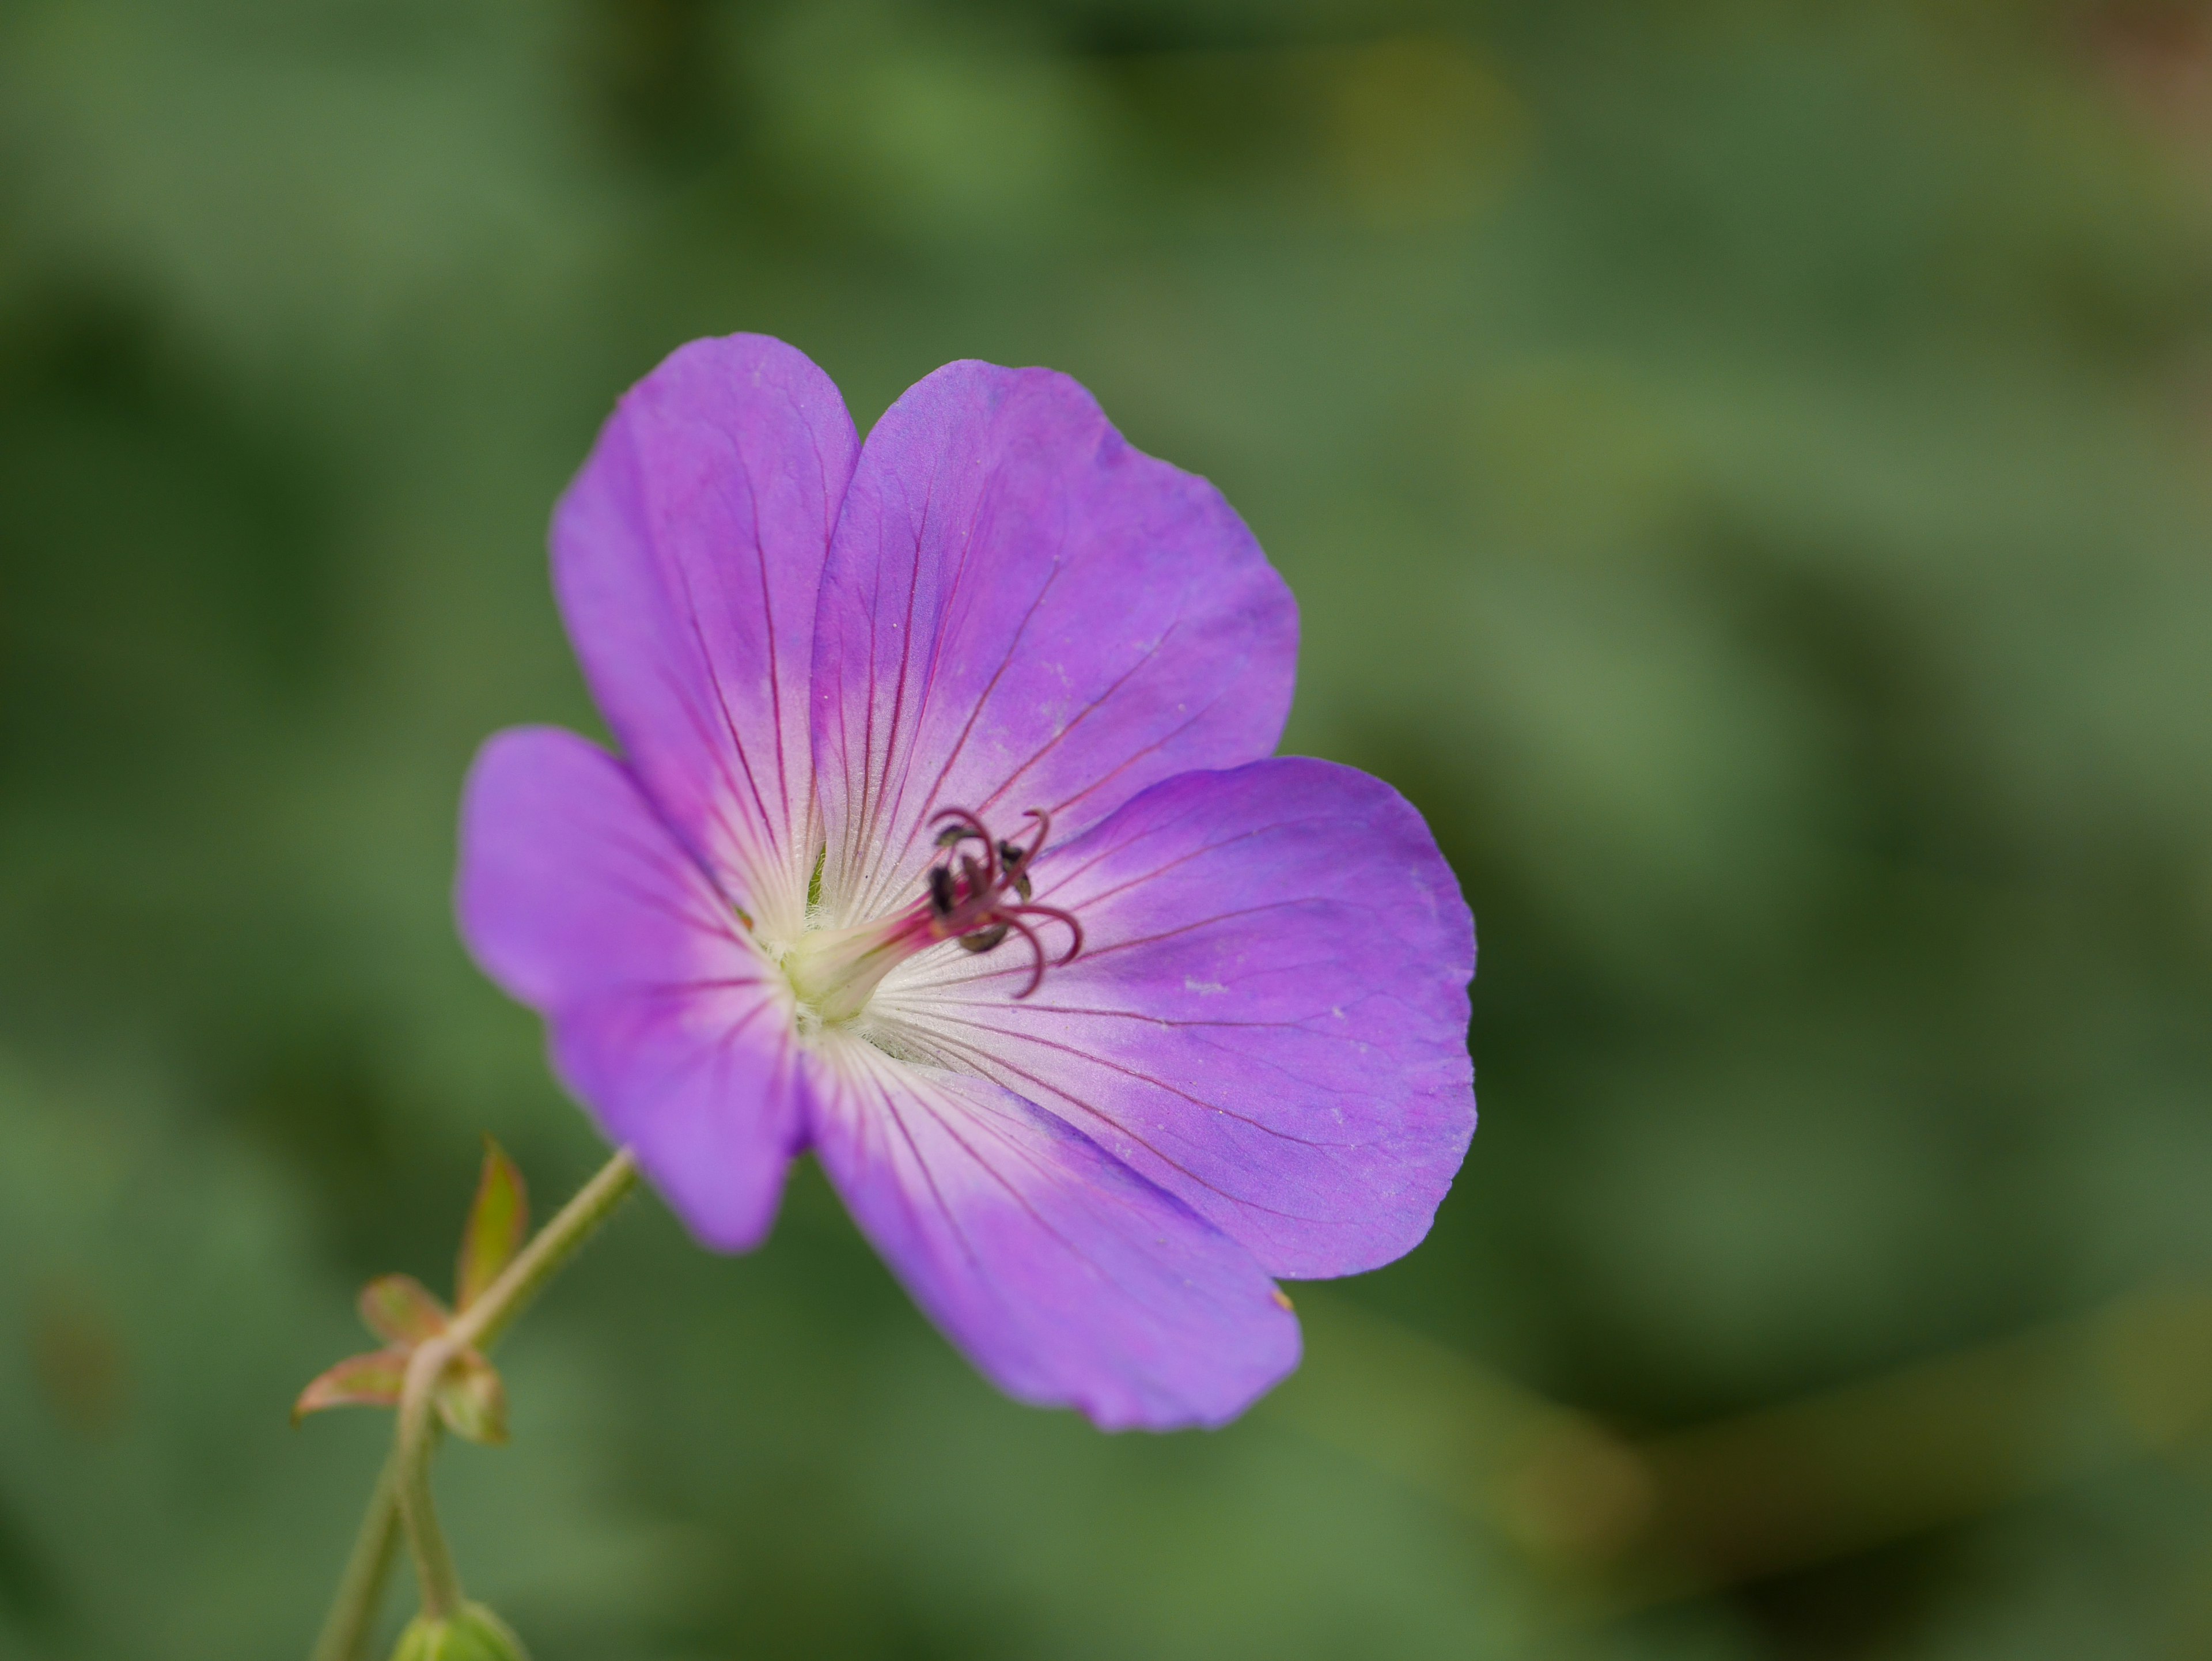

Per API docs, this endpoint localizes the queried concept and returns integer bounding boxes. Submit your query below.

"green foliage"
[2,1,2210,1656]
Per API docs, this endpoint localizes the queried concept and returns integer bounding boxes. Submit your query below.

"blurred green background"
[5,0,2212,1656]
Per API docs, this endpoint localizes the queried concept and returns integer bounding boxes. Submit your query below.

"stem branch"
[309,1148,642,1655]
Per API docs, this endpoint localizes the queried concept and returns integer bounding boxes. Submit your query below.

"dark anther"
[922,805,1084,996]
[997,841,1033,900]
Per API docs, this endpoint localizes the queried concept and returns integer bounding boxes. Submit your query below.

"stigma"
[782,807,1083,1028]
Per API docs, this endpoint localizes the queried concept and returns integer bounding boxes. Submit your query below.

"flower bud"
[391,1602,528,1661]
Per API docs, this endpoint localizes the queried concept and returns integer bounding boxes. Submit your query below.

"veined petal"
[456,727,809,1251]
[554,334,858,941]
[878,758,1476,1280]
[810,362,1297,929]
[807,1037,1300,1431]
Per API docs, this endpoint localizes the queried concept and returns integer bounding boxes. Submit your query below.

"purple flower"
[456,336,1476,1430]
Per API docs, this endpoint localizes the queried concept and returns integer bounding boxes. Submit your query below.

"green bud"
[391,1603,528,1661]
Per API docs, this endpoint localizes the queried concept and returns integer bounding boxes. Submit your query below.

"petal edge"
[808,1037,1301,1431]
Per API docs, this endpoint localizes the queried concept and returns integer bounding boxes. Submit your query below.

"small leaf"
[359,1274,449,1346]
[455,1136,529,1311]
[293,1348,408,1424]
[434,1348,509,1446]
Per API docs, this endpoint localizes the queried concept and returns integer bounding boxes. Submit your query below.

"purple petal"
[810,361,1297,928]
[807,1039,1300,1431]
[554,334,858,939]
[456,726,808,1251]
[878,758,1475,1280]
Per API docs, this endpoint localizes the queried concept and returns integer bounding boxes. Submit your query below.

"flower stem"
[453,1147,642,1356]
[308,1450,402,1661]
[394,1358,463,1620]
[310,1148,642,1655]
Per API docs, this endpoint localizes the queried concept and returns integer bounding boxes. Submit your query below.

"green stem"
[394,1357,464,1621]
[310,1148,642,1654]
[452,1147,642,1356]
[308,1450,402,1661]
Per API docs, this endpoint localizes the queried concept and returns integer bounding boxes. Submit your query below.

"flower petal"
[810,361,1297,928]
[456,725,809,1251]
[807,1036,1300,1431]
[879,758,1476,1280]
[554,334,858,939]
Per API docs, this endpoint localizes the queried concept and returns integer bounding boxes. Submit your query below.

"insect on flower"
[457,336,1476,1429]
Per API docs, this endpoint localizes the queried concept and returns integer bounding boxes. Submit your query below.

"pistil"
[783,909,936,1025]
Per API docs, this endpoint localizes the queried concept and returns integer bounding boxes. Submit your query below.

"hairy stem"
[310,1148,642,1655]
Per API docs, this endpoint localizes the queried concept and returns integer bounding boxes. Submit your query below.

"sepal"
[359,1274,452,1346]
[456,1137,529,1310]
[433,1349,510,1445]
[293,1348,409,1424]
[295,1138,529,1439]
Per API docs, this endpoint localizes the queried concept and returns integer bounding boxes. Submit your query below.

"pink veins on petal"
[456,335,1476,1431]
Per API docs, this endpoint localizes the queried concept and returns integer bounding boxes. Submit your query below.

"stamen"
[921,805,1082,997]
